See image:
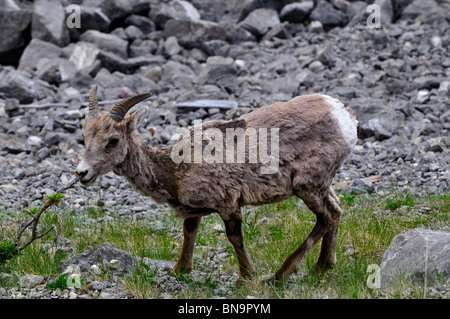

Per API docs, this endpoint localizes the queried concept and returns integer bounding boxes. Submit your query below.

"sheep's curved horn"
[108,93,152,122]
[88,85,100,116]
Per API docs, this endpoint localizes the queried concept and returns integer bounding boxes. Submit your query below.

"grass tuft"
[0,188,448,298]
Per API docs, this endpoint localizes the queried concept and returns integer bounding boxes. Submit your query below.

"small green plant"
[46,274,69,291]
[44,193,65,206]
[385,193,416,211]
[243,209,261,239]
[0,241,19,265]
[268,226,283,239]
[340,193,357,206]
[25,207,40,215]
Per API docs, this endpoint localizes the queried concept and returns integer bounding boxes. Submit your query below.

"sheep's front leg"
[172,216,201,274]
[221,212,256,280]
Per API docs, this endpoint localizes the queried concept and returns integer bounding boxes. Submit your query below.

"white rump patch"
[323,95,358,148]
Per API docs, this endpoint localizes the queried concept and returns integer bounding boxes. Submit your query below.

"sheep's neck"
[115,134,177,203]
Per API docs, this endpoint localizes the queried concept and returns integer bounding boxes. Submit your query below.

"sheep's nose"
[77,169,88,179]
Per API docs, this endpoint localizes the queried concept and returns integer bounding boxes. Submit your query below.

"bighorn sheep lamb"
[77,86,358,282]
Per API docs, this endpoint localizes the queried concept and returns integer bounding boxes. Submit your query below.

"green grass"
[0,189,449,299]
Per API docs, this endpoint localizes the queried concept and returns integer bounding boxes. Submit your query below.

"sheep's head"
[77,86,151,186]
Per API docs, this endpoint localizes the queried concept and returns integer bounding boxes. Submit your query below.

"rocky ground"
[0,0,449,299]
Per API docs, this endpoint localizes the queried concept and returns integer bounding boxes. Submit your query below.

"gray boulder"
[68,41,100,73]
[310,1,348,31]
[189,0,280,23]
[80,30,128,59]
[18,274,44,288]
[198,56,238,94]
[60,242,132,275]
[399,0,444,22]
[164,19,227,50]
[151,0,201,29]
[82,0,150,21]
[35,58,77,85]
[380,228,450,287]
[31,0,70,47]
[280,1,314,23]
[78,6,111,33]
[238,8,280,38]
[0,66,52,103]
[18,39,63,71]
[0,3,32,57]
[125,14,155,34]
[374,0,394,24]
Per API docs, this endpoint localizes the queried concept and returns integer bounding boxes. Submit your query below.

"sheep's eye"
[106,138,119,149]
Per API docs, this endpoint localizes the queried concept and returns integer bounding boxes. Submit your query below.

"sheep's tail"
[345,107,360,137]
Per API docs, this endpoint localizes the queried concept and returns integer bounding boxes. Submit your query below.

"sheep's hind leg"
[172,216,202,274]
[272,192,336,282]
[315,187,343,272]
[221,211,256,280]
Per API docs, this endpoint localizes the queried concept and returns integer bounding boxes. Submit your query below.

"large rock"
[280,1,314,23]
[0,133,32,154]
[18,274,44,288]
[374,0,394,24]
[0,2,32,64]
[0,66,52,104]
[150,0,201,29]
[35,58,77,85]
[399,0,444,22]
[60,242,132,274]
[380,229,450,287]
[79,30,128,59]
[68,41,101,73]
[190,0,281,23]
[309,0,348,31]
[96,50,164,74]
[18,39,63,71]
[78,6,111,33]
[198,56,238,94]
[31,0,70,47]
[125,14,155,34]
[164,19,227,50]
[238,8,280,38]
[82,0,150,21]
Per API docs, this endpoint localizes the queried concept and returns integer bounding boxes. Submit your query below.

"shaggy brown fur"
[78,92,358,282]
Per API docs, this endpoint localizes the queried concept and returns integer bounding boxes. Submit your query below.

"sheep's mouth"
[80,174,97,186]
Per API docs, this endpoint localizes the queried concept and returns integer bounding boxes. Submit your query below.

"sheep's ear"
[126,106,148,131]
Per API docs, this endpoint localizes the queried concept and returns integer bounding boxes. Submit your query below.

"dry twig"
[14,176,80,251]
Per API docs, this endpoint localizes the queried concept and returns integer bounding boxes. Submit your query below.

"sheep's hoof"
[258,274,279,285]
[169,265,191,276]
[314,261,335,273]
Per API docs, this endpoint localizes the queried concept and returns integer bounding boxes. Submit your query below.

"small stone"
[416,90,430,104]
[90,264,102,275]
[164,36,182,57]
[158,293,172,299]
[310,20,323,33]
[19,274,44,288]
[27,136,43,146]
[69,291,77,299]
[308,60,325,72]
[99,292,114,299]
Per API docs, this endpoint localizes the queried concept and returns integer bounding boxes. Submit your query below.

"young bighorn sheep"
[77,86,358,282]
